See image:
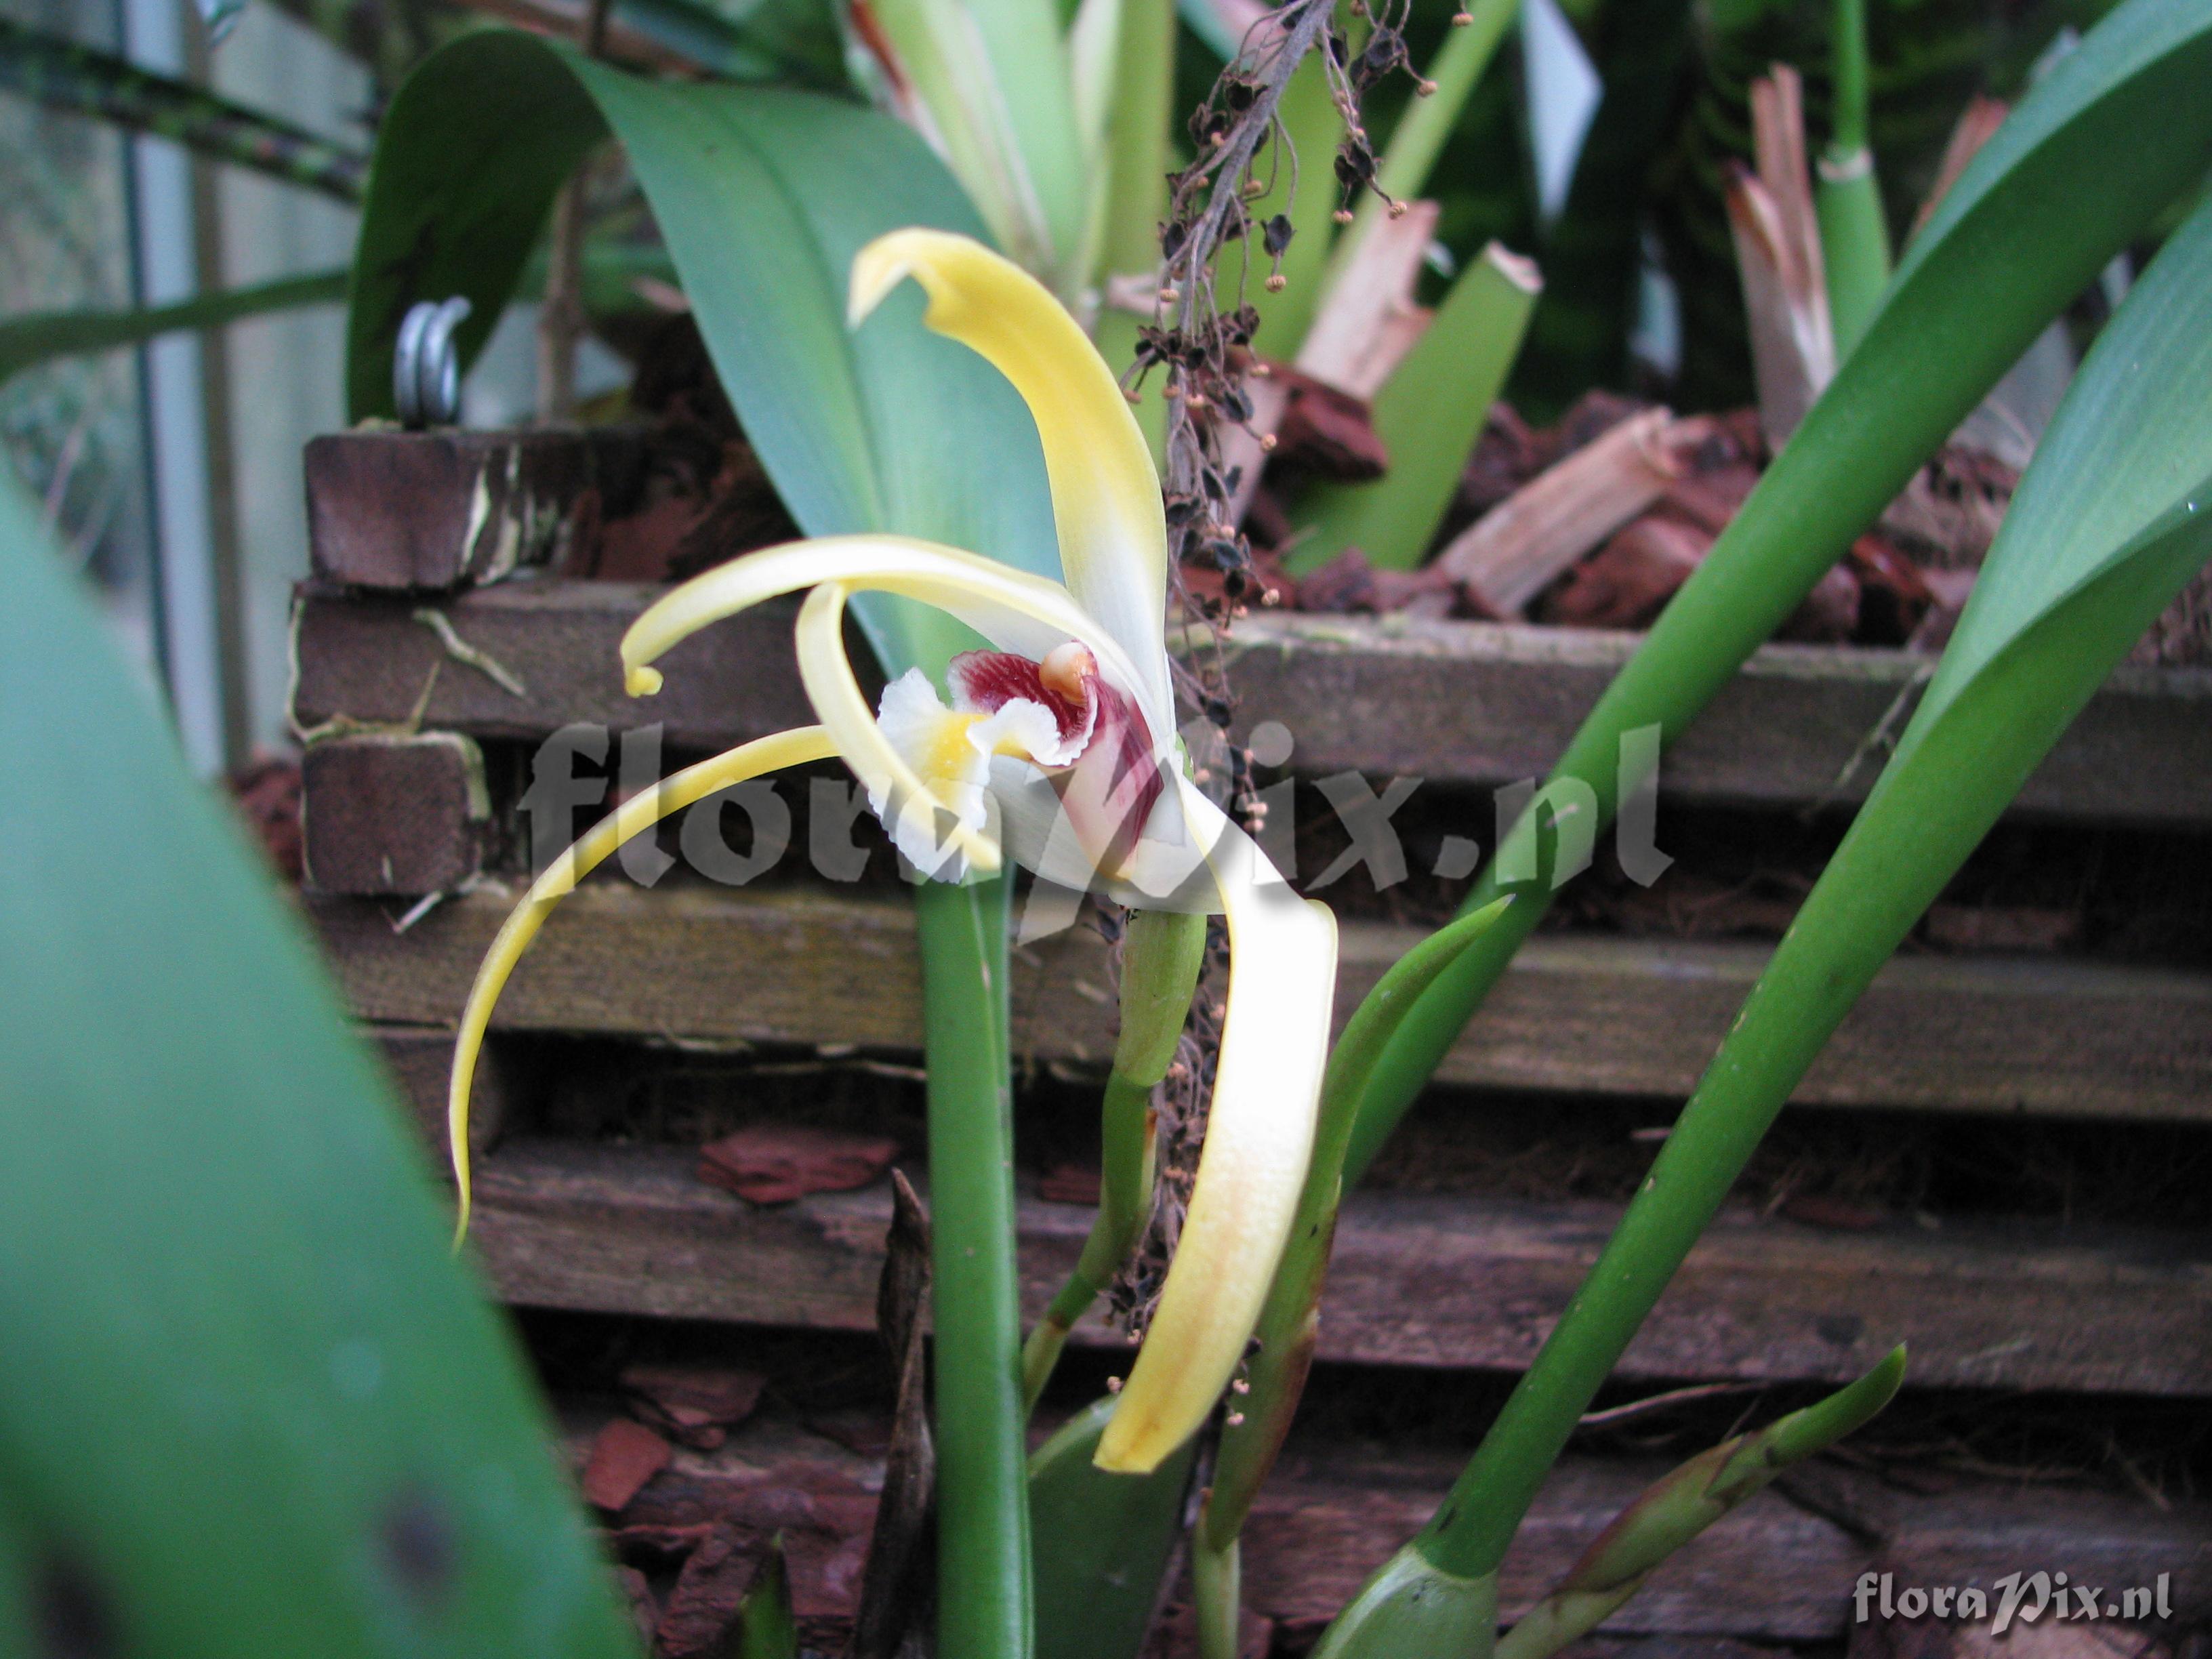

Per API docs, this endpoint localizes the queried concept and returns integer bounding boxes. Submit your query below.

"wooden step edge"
[319,884,2212,1124]
[469,1139,2212,1397]
[291,583,2212,827]
[565,1404,2209,1638]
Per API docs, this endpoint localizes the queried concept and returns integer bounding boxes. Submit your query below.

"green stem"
[915,874,1031,1659]
[1191,1534,1242,1659]
[1830,0,1870,154]
[0,270,347,387]
[1021,909,1206,1411]
[1818,0,1890,353]
[0,17,367,201]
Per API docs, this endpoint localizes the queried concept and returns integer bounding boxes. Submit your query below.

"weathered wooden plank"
[1248,1439,2210,1634]
[373,1025,506,1166]
[584,1410,2209,1639]
[291,581,2212,825]
[474,1139,2212,1396]
[308,884,2212,1122]
[292,583,819,752]
[302,732,491,895]
[304,428,646,590]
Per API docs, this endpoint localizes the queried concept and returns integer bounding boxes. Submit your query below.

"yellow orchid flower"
[446,228,1338,1476]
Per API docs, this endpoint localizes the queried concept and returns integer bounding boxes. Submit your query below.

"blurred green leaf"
[737,1537,799,1658]
[1029,1397,1197,1659]
[345,30,1057,676]
[0,472,637,1654]
[0,16,367,201]
[0,270,349,386]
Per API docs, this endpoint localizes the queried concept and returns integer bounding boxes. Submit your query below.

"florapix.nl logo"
[1854,1571,2175,1635]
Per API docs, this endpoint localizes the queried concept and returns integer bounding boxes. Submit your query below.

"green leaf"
[1288,243,1540,574]
[0,270,348,386]
[0,16,367,201]
[1329,0,2212,1603]
[1029,1397,1198,1659]
[1640,188,2212,1269]
[957,0,1090,285]
[737,1536,800,1658]
[1343,0,2212,1191]
[863,0,1069,283]
[345,30,1057,676]
[0,474,636,1653]
[1494,1349,1907,1659]
[1307,1548,1496,1659]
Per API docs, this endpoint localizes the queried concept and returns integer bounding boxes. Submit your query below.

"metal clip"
[393,297,472,429]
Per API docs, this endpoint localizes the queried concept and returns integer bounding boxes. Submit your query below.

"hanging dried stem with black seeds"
[1131,0,1418,823]
[1086,9,1416,1340]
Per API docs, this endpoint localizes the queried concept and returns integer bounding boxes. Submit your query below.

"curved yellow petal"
[1095,778,1338,1473]
[447,726,837,1238]
[621,535,1153,722]
[794,582,1001,879]
[850,228,1174,724]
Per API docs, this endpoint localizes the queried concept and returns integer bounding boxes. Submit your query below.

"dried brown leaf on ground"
[656,1521,762,1658]
[620,1362,766,1451]
[697,1124,900,1204]
[583,1416,674,1513]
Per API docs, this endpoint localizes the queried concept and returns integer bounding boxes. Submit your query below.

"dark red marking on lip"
[945,649,1166,874]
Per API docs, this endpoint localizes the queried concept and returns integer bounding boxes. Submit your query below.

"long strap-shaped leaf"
[0,476,637,1652]
[345,30,1057,677]
[1341,0,2212,1187]
[1399,169,2212,1604]
[0,270,348,385]
[0,17,368,201]
[1312,114,2212,1659]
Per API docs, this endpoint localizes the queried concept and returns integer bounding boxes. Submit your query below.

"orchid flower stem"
[914,873,1033,1659]
[1191,1534,1242,1659]
[1023,908,1206,1413]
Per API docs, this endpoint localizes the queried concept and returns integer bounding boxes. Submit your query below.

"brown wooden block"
[289,583,2212,827]
[372,1025,506,1169]
[470,1139,2212,1396]
[304,427,646,590]
[306,884,2212,1124]
[301,732,490,895]
[292,583,821,750]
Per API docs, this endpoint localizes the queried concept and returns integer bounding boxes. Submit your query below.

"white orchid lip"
[447,228,1340,1479]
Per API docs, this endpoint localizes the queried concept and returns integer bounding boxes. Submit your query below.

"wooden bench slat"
[474,1139,2212,1396]
[319,884,2212,1122]
[293,581,2212,825]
